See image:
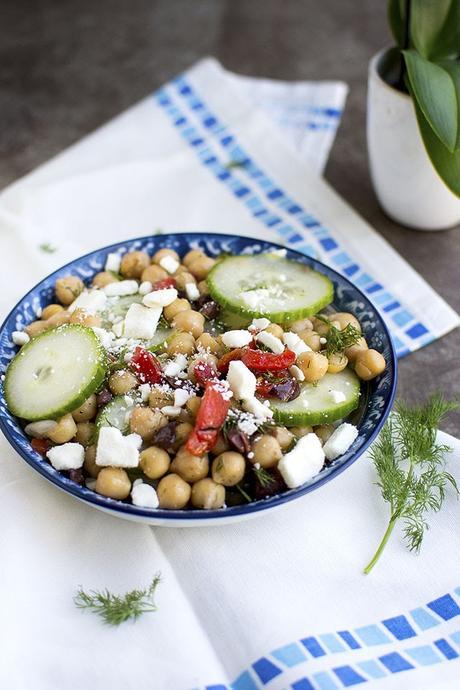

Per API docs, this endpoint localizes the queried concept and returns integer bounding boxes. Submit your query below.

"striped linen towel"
[0,58,459,690]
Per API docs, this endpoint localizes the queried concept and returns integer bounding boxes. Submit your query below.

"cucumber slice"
[208,255,333,323]
[101,294,142,327]
[4,325,107,421]
[269,369,360,426]
[216,309,251,330]
[96,395,137,434]
[147,325,175,353]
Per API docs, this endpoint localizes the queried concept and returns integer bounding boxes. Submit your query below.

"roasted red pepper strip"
[130,346,163,384]
[241,348,296,372]
[186,382,231,456]
[217,348,244,374]
[153,277,176,290]
[31,438,51,456]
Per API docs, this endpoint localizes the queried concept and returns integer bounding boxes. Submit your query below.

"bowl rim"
[0,232,398,522]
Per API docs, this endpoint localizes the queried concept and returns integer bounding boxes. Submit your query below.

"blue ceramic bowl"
[0,233,397,526]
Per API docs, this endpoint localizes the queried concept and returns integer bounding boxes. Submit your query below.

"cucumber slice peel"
[208,255,333,323]
[269,369,360,426]
[4,325,107,421]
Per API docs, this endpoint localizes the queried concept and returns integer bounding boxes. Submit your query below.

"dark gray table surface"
[1,0,459,433]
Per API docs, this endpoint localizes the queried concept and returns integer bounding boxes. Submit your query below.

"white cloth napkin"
[0,58,459,690]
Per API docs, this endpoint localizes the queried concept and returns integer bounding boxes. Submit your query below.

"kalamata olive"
[96,389,113,407]
[199,299,220,320]
[270,378,301,401]
[226,427,251,454]
[252,468,286,500]
[153,422,177,449]
[68,468,85,485]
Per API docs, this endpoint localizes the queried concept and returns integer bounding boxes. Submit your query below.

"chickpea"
[148,387,173,409]
[315,424,335,445]
[84,444,100,478]
[71,394,97,422]
[298,329,321,352]
[55,276,84,306]
[265,323,284,339]
[141,264,168,284]
[183,249,206,267]
[332,312,361,332]
[92,271,118,288]
[297,351,329,383]
[173,309,205,338]
[355,349,386,381]
[174,265,189,276]
[163,298,191,322]
[152,248,180,265]
[140,446,170,479]
[120,251,150,279]
[177,409,193,424]
[47,413,77,444]
[46,310,72,328]
[251,434,282,469]
[344,337,368,363]
[41,304,64,320]
[25,320,49,338]
[191,478,225,509]
[211,432,229,456]
[130,406,167,441]
[271,426,294,451]
[327,352,348,374]
[288,317,314,333]
[108,370,138,395]
[75,422,96,447]
[188,256,215,281]
[291,425,314,438]
[197,280,210,296]
[312,316,340,337]
[212,451,245,486]
[174,422,193,448]
[157,473,191,509]
[70,308,101,328]
[196,332,220,355]
[96,467,131,500]
[166,332,195,357]
[170,446,209,483]
[186,395,201,417]
[175,271,196,292]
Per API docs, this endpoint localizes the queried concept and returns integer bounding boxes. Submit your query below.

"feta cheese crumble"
[249,317,271,332]
[163,353,188,377]
[159,255,180,274]
[12,331,30,346]
[142,288,178,308]
[103,280,139,297]
[131,482,159,509]
[282,331,311,356]
[68,289,107,314]
[96,427,142,468]
[138,281,153,295]
[162,405,182,417]
[242,396,274,421]
[105,252,121,273]
[323,423,358,461]
[240,288,271,311]
[278,434,325,488]
[46,443,85,471]
[174,388,192,407]
[329,390,346,404]
[123,303,162,339]
[226,360,256,400]
[256,331,284,354]
[289,365,305,382]
[221,330,253,348]
[185,282,200,302]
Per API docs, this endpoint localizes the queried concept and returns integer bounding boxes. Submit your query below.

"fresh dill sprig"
[324,322,362,357]
[235,484,252,502]
[253,466,276,488]
[74,573,161,626]
[364,394,459,574]
[38,242,57,254]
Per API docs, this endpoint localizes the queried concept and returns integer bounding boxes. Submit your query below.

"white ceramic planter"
[367,49,460,230]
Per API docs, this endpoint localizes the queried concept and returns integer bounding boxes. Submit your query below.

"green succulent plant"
[386,0,460,196]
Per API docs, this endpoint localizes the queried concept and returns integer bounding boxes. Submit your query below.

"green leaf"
[403,50,458,152]
[411,0,460,60]
[438,60,460,149]
[388,0,407,48]
[413,99,460,197]
[410,0,455,59]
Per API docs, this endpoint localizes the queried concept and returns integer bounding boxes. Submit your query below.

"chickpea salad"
[4,247,387,511]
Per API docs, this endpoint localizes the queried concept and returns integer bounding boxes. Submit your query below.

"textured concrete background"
[1,0,459,433]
